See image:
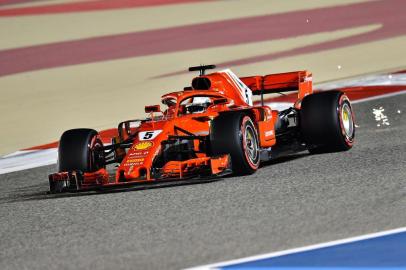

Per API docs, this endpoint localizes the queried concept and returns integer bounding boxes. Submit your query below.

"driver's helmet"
[185,97,212,114]
[192,96,211,104]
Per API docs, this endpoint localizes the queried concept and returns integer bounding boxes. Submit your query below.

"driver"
[185,97,212,114]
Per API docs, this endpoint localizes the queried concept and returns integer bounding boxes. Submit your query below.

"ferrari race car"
[49,65,355,193]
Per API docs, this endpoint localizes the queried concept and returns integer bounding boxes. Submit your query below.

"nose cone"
[116,120,169,181]
[118,140,159,181]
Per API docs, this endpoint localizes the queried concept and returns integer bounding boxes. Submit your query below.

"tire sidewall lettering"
[240,116,260,170]
[338,95,355,146]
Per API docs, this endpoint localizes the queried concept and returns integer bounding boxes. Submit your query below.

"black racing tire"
[210,113,260,175]
[300,90,355,153]
[58,128,105,172]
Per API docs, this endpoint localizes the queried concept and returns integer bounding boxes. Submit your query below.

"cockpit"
[179,96,213,115]
[159,91,231,119]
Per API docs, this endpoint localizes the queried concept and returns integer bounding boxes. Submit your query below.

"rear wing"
[240,70,313,101]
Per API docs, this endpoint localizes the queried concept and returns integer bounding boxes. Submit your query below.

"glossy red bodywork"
[50,69,312,189]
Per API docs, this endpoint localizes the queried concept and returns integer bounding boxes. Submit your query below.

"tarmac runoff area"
[0,84,405,269]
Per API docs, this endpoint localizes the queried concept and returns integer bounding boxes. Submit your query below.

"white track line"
[0,148,57,175]
[186,227,406,270]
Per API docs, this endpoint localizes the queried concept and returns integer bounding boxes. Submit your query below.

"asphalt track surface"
[1,93,405,269]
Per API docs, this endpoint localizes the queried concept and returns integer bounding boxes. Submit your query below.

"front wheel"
[300,90,355,153]
[210,113,260,175]
[58,128,105,172]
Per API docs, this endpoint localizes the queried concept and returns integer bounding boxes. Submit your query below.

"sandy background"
[0,0,405,156]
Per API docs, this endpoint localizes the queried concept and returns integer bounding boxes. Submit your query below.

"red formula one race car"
[49,65,355,193]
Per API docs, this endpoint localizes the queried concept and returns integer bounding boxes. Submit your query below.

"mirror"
[145,105,161,113]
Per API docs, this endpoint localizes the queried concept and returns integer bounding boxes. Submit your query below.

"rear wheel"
[300,90,355,153]
[210,113,260,175]
[58,128,105,172]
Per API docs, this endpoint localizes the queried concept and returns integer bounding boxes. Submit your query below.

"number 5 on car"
[139,130,162,140]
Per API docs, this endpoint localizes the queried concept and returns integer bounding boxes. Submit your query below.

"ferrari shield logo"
[132,141,153,150]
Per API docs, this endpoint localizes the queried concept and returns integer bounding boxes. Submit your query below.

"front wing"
[48,155,231,193]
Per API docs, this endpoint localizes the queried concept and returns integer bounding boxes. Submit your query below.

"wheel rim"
[244,124,259,164]
[340,102,354,139]
[89,137,104,171]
